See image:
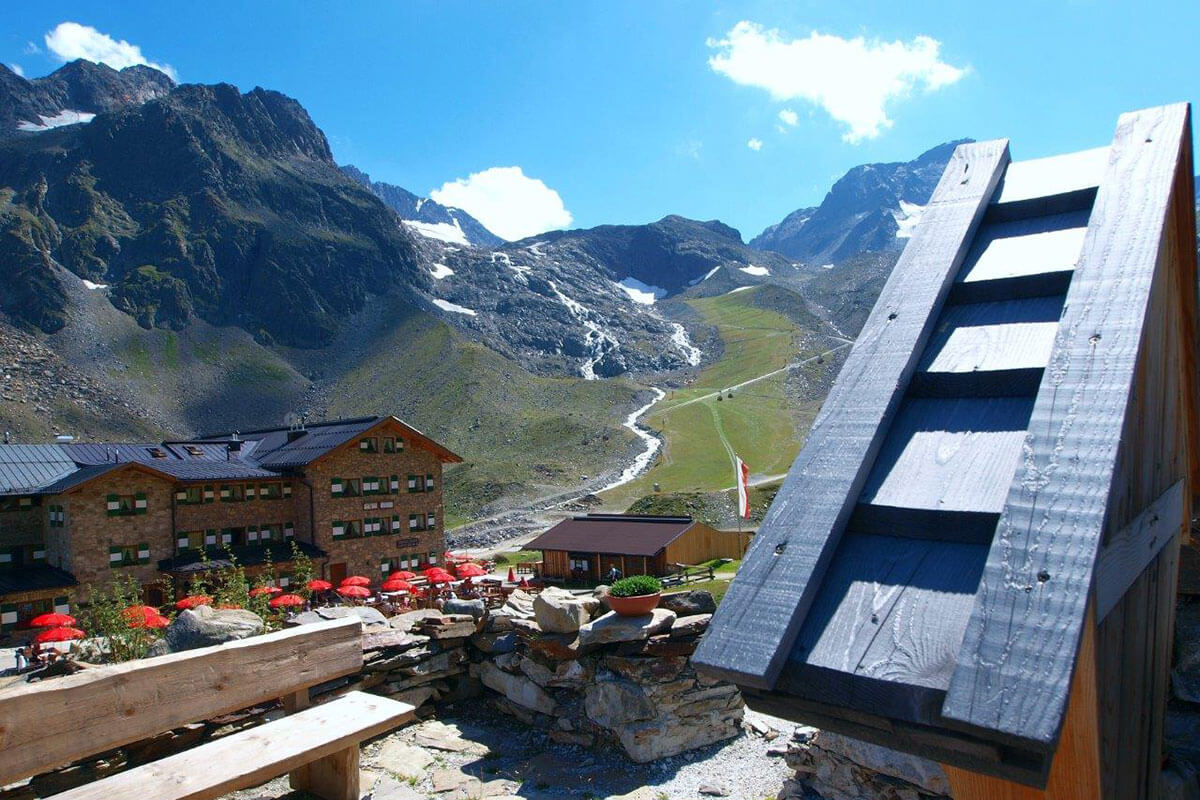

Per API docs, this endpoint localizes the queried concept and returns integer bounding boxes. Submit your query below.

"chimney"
[227,432,242,460]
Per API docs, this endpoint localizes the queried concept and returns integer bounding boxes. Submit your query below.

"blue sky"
[4,2,1198,240]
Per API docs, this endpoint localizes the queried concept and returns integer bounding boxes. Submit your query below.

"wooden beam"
[847,504,999,545]
[941,103,1192,748]
[694,140,1010,689]
[0,616,363,786]
[1095,479,1185,619]
[291,745,359,800]
[50,691,411,800]
[942,604,1101,797]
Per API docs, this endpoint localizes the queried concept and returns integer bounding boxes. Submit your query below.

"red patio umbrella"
[456,563,488,578]
[30,612,76,628]
[33,626,85,644]
[389,570,417,580]
[381,579,414,593]
[340,576,371,587]
[175,595,213,610]
[427,572,454,585]
[306,579,333,592]
[337,585,371,599]
[423,567,451,578]
[507,567,516,583]
[269,593,305,609]
[248,586,282,597]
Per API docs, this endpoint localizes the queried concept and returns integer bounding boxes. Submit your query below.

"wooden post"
[942,605,1101,799]
[282,688,311,714]
[290,745,359,800]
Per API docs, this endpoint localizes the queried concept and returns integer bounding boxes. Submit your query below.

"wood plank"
[693,139,1011,689]
[942,604,1100,797]
[848,504,999,545]
[990,146,1109,207]
[859,398,1034,514]
[51,691,412,800]
[920,298,1063,375]
[909,368,1044,399]
[0,617,363,786]
[941,103,1192,748]
[1095,478,1185,619]
[792,533,986,695]
[956,212,1090,286]
[947,269,1073,306]
[290,745,359,800]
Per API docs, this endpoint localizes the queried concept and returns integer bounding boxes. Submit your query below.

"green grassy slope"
[319,305,644,524]
[602,285,842,513]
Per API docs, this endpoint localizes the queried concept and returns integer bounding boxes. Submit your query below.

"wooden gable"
[694,104,1198,794]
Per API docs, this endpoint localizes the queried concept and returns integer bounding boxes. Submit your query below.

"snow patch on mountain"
[429,263,454,280]
[17,109,96,131]
[432,298,477,316]
[404,218,469,246]
[740,265,770,277]
[892,200,925,239]
[689,266,721,286]
[670,323,703,366]
[615,277,667,305]
[727,286,753,294]
[81,279,109,290]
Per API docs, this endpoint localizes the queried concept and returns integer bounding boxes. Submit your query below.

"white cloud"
[430,166,572,241]
[747,137,763,151]
[9,63,25,78]
[708,21,965,143]
[778,108,799,127]
[24,41,40,55]
[44,22,178,81]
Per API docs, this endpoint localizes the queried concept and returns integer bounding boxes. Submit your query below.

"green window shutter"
[106,494,120,516]
[332,521,346,540]
[426,474,435,492]
[390,475,399,493]
[53,597,69,614]
[407,475,418,493]
[283,483,293,498]
[0,603,16,632]
[331,477,343,497]
[134,492,148,514]
[138,543,151,564]
[204,485,215,503]
[109,545,123,567]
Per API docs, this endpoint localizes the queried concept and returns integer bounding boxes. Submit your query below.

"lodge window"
[176,530,204,553]
[345,478,362,497]
[359,437,378,453]
[363,517,384,536]
[48,504,65,527]
[219,484,247,502]
[425,474,436,492]
[219,528,241,546]
[109,543,150,568]
[362,476,383,496]
[259,483,282,500]
[106,493,146,516]
[569,555,590,572]
[400,551,424,569]
[1,496,38,512]
[382,437,396,453]
[332,519,363,540]
[407,474,423,493]
[0,596,68,633]
[408,513,424,531]
[0,546,44,568]
[175,486,204,505]
[426,512,436,529]
[390,515,402,533]
[427,551,439,565]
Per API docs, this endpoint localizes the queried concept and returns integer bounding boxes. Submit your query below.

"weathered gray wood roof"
[694,103,1198,787]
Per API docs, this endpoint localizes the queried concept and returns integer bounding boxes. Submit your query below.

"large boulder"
[534,587,591,633]
[290,605,387,629]
[153,606,265,654]
[578,609,676,647]
[585,677,657,728]
[443,598,487,620]
[472,660,557,715]
[660,590,717,616]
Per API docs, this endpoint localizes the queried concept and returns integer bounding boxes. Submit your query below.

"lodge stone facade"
[0,416,461,635]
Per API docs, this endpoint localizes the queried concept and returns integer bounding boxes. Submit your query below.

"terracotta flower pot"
[607,591,661,617]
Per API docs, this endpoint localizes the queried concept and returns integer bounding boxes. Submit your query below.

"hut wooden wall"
[663,524,751,566]
[541,549,569,579]
[1094,136,1198,800]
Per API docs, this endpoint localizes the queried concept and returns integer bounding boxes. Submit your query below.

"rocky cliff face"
[751,140,971,265]
[342,165,503,248]
[0,60,175,135]
[0,71,425,347]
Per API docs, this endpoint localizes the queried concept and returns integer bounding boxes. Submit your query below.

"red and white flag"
[735,456,750,519]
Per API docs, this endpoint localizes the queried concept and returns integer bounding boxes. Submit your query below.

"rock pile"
[779,727,951,800]
[465,587,744,763]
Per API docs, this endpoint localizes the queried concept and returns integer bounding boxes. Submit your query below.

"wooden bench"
[0,616,413,800]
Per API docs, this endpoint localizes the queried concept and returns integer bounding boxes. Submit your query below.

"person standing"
[14,647,27,673]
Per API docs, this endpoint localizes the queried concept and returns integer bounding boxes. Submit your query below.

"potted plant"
[606,575,662,617]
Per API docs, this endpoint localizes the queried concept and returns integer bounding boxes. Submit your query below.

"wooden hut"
[527,514,749,582]
[694,103,1198,799]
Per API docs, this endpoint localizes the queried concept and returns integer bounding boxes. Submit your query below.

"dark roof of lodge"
[0,564,77,595]
[0,445,78,494]
[0,414,461,496]
[525,514,699,557]
[158,541,325,573]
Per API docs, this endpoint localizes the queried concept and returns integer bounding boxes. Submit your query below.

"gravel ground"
[222,706,805,800]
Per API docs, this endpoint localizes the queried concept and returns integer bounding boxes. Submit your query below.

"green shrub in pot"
[609,575,662,598]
